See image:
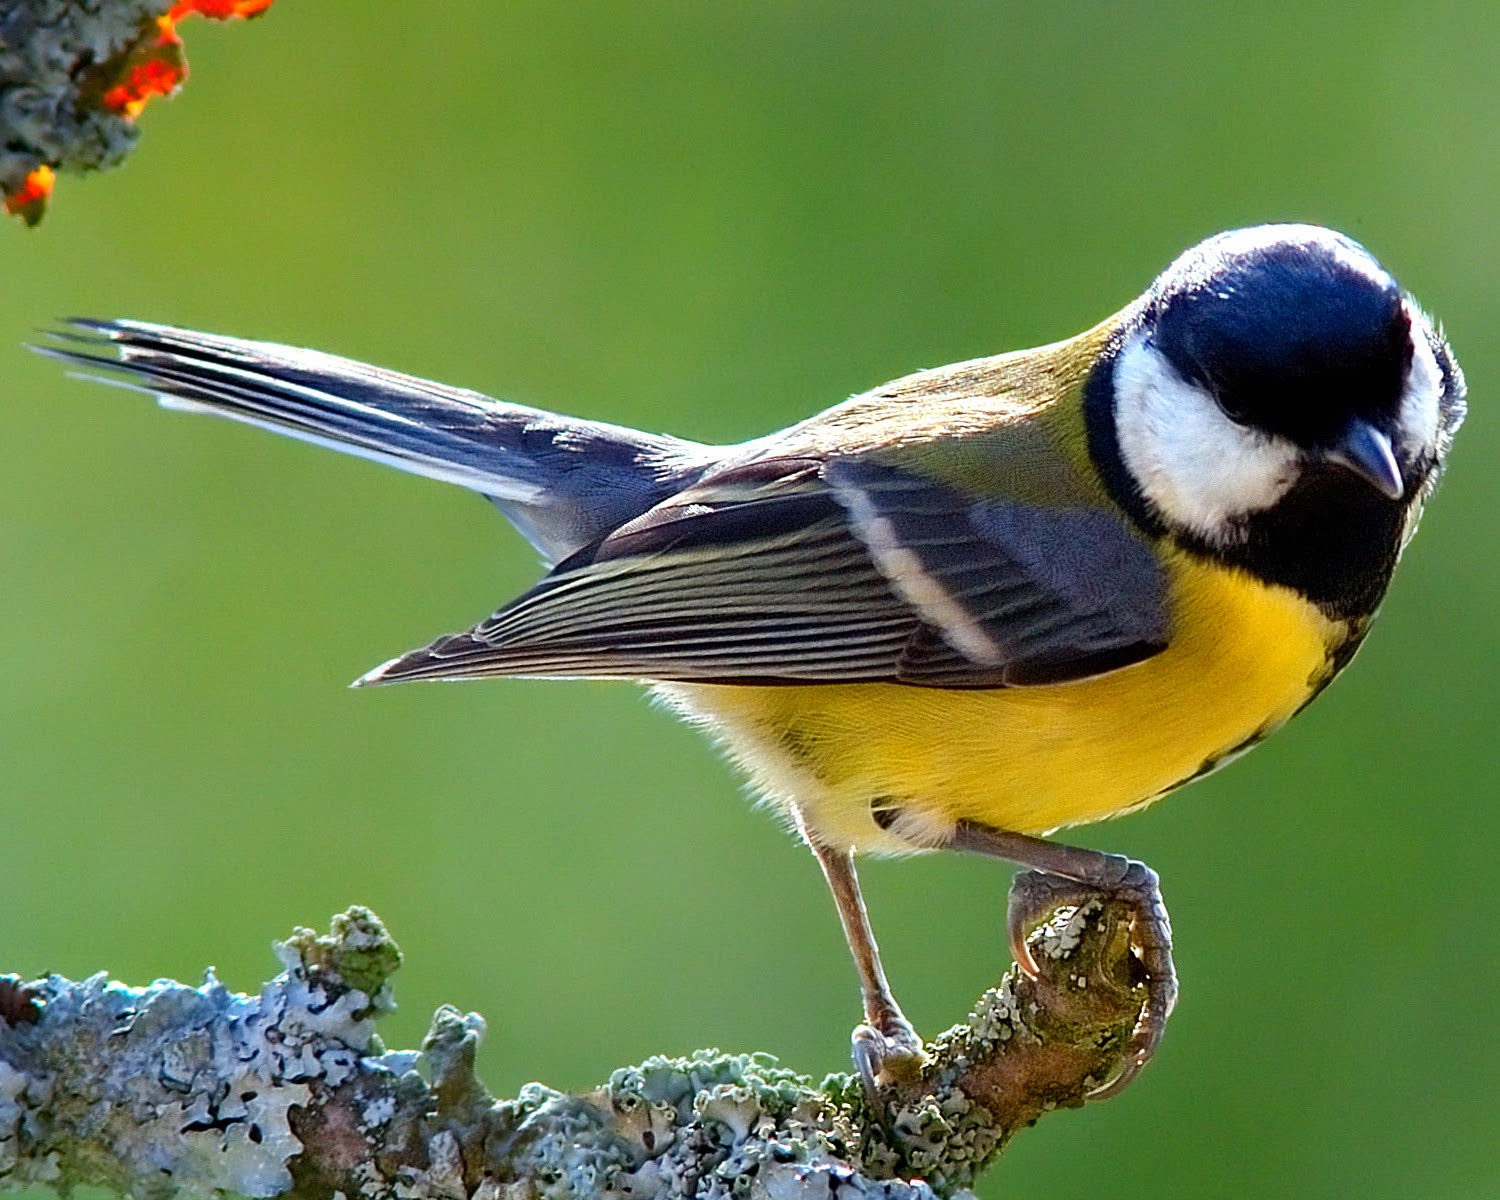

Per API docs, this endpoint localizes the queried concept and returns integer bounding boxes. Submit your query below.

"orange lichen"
[3,166,55,227]
[170,0,275,17]
[101,2,275,122]
[100,17,186,119]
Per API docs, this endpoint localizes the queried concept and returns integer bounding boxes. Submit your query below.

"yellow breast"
[656,549,1348,854]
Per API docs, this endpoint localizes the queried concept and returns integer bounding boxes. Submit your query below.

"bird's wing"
[825,458,1169,685]
[361,454,1169,689]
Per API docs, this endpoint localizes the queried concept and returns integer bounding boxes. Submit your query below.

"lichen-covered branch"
[0,901,1154,1200]
[0,0,273,224]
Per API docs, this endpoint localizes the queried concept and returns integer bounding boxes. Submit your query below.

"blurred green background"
[3,4,1497,1197]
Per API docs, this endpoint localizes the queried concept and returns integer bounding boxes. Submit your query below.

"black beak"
[1326,419,1404,500]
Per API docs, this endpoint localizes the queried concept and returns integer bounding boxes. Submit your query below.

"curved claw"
[852,1021,927,1111]
[1087,1053,1144,1101]
[1007,877,1041,978]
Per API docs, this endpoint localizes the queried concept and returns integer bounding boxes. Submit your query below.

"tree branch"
[0,900,1154,1199]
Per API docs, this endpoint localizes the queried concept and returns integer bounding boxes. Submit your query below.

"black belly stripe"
[1179,724,1278,790]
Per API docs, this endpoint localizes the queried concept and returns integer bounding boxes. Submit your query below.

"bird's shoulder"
[585,316,1133,561]
[750,315,1121,474]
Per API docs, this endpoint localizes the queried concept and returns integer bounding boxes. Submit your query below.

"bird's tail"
[36,318,721,563]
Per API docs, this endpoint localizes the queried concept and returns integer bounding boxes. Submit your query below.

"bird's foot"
[851,1012,927,1110]
[1008,860,1176,1099]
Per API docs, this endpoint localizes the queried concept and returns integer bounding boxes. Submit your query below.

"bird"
[39,223,1465,1100]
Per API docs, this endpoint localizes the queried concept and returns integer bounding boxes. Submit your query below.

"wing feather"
[360,456,1170,688]
[362,480,921,684]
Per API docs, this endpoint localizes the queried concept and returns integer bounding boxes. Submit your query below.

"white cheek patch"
[1397,305,1443,466]
[1112,335,1301,545]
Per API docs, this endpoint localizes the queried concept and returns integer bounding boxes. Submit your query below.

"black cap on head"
[1148,225,1413,446]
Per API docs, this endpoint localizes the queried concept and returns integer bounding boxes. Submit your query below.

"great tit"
[41,223,1465,1099]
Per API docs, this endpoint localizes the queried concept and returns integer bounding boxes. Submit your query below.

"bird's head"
[1096,224,1464,554]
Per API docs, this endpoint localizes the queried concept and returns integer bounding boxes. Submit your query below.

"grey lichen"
[0,1,160,201]
[0,906,402,1198]
[1,899,1155,1200]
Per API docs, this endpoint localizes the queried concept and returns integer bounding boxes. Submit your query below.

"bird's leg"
[944,820,1176,1100]
[807,839,927,1099]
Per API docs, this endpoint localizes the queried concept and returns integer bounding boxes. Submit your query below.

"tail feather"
[37,319,721,562]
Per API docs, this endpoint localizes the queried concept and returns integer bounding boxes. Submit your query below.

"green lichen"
[608,1051,819,1122]
[278,906,403,1017]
